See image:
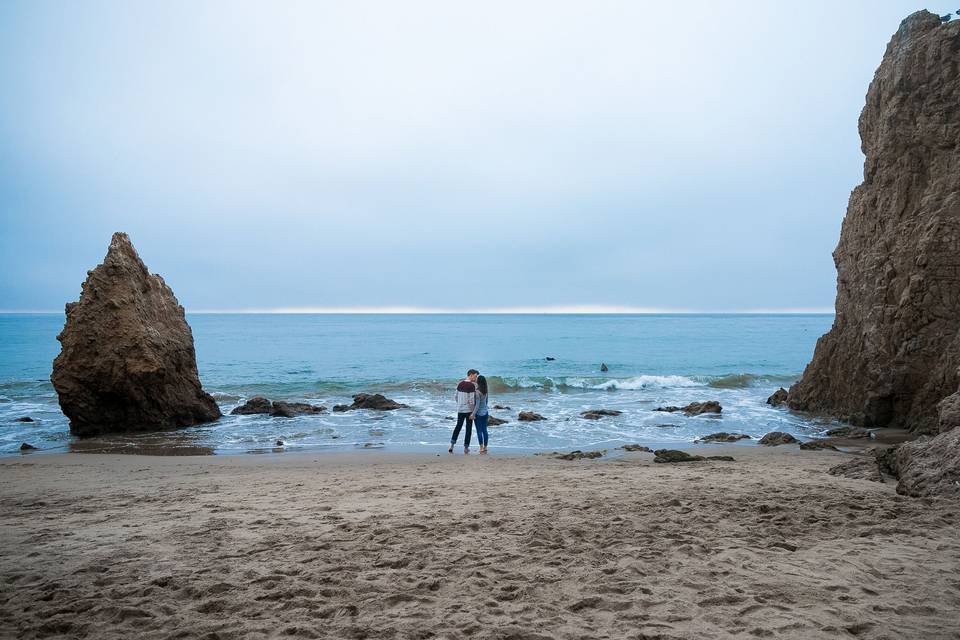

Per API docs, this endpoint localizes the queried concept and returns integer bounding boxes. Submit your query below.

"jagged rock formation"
[787,12,960,433]
[51,233,221,437]
[230,397,326,417]
[654,401,722,415]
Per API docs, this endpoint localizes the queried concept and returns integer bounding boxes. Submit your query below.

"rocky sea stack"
[786,12,960,433]
[51,233,221,437]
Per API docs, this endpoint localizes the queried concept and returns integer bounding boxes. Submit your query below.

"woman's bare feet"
[464,447,470,454]
[448,444,453,453]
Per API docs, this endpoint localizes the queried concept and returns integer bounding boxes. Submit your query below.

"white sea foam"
[589,375,701,391]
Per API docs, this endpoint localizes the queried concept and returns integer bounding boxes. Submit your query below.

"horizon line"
[0,305,836,315]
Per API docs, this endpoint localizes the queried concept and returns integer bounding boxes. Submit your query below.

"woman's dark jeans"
[474,414,489,446]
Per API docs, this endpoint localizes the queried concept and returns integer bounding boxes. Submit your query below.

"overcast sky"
[0,1,934,312]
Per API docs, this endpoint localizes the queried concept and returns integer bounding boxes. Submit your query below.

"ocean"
[0,313,839,456]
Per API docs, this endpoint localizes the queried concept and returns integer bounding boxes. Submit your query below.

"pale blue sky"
[0,1,939,311]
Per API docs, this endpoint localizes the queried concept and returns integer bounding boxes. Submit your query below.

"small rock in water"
[518,411,546,422]
[580,409,622,420]
[487,416,508,426]
[759,432,799,446]
[493,405,511,410]
[275,440,285,447]
[621,444,652,452]
[545,356,556,361]
[654,401,722,415]
[15,416,35,423]
[766,388,789,406]
[600,363,609,372]
[799,439,838,451]
[332,405,350,412]
[20,443,38,451]
[696,432,750,443]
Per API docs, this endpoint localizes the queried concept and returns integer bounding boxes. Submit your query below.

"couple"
[448,368,490,454]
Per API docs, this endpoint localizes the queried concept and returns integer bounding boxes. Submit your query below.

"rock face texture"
[787,12,960,434]
[51,233,221,437]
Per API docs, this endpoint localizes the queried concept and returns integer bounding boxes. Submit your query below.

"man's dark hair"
[467,368,479,376]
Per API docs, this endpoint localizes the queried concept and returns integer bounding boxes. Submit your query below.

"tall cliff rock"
[787,11,960,433]
[51,233,221,437]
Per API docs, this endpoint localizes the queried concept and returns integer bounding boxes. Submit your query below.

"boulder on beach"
[19,443,37,451]
[50,232,221,437]
[655,401,722,416]
[518,411,546,422]
[653,449,734,463]
[487,416,508,426]
[786,12,960,434]
[766,388,789,406]
[828,457,885,483]
[825,426,871,439]
[620,444,652,452]
[894,427,960,497]
[547,450,603,460]
[580,409,622,420]
[799,439,839,451]
[758,432,799,446]
[696,432,750,443]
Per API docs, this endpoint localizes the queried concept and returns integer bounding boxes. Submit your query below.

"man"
[449,369,479,453]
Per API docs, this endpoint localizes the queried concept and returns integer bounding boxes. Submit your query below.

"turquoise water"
[0,313,838,456]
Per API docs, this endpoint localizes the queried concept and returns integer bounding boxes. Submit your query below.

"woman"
[471,375,490,454]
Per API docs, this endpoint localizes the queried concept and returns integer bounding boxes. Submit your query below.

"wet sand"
[2,446,959,639]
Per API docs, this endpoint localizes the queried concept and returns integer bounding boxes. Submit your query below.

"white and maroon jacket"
[454,379,477,413]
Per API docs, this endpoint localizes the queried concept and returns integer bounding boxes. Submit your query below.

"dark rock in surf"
[333,405,350,412]
[696,432,750,443]
[580,409,622,420]
[766,388,789,406]
[655,401,722,416]
[493,405,511,410]
[518,411,546,422]
[487,416,508,426]
[15,417,35,423]
[758,432,799,446]
[621,444,652,452]
[51,232,221,437]
[786,12,960,434]
[600,363,609,372]
[20,442,38,451]
[545,357,556,361]
[231,396,273,415]
[346,393,407,411]
[270,401,326,418]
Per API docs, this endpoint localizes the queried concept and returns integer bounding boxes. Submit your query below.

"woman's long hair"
[476,374,488,396]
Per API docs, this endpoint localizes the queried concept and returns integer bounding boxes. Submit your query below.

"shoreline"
[3,445,958,639]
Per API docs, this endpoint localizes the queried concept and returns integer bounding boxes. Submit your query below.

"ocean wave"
[701,373,800,389]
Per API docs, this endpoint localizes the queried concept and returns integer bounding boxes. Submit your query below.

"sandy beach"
[2,447,958,640]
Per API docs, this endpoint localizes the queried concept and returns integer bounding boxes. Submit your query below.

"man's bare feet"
[448,445,453,453]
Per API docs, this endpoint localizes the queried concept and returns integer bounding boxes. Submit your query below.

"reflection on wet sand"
[69,431,215,456]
